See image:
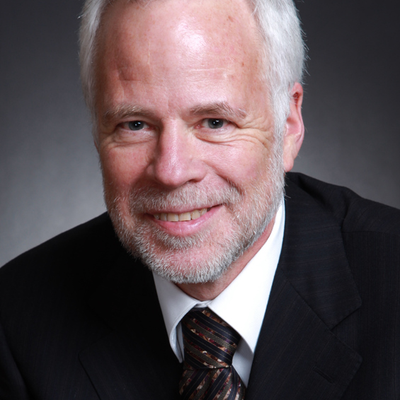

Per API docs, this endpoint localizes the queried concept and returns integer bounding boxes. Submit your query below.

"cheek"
[99,147,148,193]
[210,141,271,186]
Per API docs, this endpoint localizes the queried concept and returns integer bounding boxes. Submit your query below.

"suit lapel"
[79,251,181,400]
[247,178,362,400]
[247,269,362,400]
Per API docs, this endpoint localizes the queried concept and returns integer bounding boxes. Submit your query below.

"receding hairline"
[91,0,270,112]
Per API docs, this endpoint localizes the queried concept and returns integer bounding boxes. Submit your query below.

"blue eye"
[128,121,146,131]
[205,119,225,129]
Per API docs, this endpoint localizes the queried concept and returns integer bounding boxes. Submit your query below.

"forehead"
[96,0,264,82]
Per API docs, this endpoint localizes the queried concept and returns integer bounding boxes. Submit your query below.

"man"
[0,0,399,399]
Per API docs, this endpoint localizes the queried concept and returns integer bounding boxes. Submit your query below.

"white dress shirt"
[153,201,285,386]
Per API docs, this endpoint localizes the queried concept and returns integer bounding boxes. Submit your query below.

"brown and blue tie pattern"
[179,308,246,400]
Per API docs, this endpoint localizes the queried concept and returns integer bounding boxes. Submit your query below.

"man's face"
[95,0,286,284]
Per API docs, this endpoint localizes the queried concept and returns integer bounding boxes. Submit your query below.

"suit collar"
[247,177,362,399]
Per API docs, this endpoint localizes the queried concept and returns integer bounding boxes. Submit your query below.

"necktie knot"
[179,307,246,400]
[182,308,240,369]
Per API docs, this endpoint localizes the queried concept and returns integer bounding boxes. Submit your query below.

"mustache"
[126,183,241,212]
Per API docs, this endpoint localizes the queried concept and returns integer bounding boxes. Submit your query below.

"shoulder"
[285,172,400,237]
[284,173,400,335]
[1,212,120,270]
[0,213,125,308]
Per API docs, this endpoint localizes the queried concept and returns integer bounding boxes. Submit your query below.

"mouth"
[152,208,210,222]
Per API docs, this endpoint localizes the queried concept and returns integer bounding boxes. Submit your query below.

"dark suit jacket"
[1,173,400,399]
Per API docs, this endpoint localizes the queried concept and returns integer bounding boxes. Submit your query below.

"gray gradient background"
[1,0,399,266]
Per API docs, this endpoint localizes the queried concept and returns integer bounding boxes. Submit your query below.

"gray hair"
[79,0,305,138]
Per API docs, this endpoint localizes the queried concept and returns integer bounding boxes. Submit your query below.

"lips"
[152,208,208,222]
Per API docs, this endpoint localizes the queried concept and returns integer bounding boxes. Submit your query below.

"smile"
[153,208,209,222]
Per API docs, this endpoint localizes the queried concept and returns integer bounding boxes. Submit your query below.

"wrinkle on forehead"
[103,0,261,61]
[95,0,268,113]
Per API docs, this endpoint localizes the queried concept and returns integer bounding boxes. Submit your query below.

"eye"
[125,121,149,131]
[202,118,227,129]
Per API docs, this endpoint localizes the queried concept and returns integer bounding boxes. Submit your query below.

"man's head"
[79,0,305,292]
[80,0,305,142]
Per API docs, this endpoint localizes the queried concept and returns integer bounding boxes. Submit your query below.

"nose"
[147,122,206,189]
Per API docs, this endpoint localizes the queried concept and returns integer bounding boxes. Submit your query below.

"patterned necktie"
[179,307,246,400]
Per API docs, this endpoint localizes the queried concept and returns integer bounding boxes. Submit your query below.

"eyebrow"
[102,101,248,125]
[102,105,159,126]
[189,102,247,120]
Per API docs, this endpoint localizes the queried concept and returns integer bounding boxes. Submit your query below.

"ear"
[282,82,305,172]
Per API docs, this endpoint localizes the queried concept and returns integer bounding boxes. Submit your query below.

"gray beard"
[105,140,284,284]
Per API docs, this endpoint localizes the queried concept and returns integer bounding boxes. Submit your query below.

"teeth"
[191,210,200,219]
[179,212,191,221]
[153,208,208,222]
[168,214,179,222]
